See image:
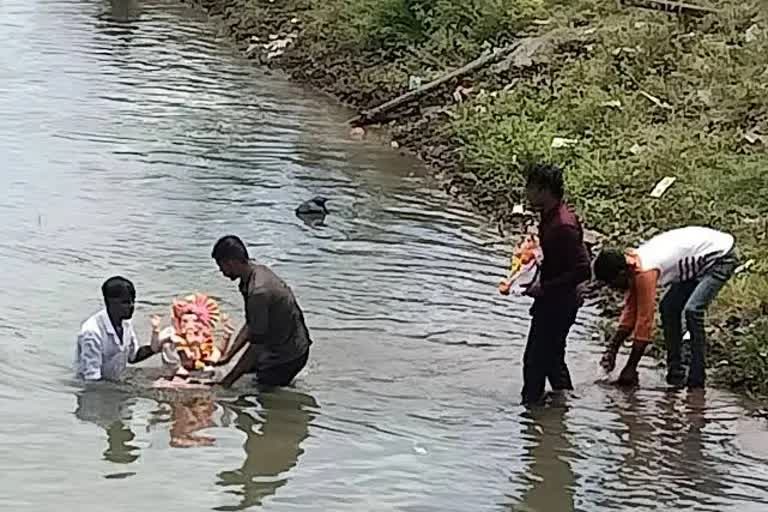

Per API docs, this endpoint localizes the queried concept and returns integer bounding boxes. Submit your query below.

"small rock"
[349,127,366,140]
[390,140,400,149]
[290,17,300,24]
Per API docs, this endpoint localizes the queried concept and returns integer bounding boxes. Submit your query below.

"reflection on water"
[513,405,575,512]
[3,0,768,510]
[216,391,317,511]
[75,387,140,465]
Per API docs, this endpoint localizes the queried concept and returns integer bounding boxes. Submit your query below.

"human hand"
[600,349,617,373]
[221,314,235,338]
[150,314,162,332]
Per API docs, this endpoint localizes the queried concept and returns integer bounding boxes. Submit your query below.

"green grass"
[209,0,768,393]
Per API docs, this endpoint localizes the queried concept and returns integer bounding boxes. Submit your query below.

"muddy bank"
[185,0,768,396]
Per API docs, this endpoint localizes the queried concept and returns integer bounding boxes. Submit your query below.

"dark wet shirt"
[239,262,312,370]
[537,202,591,303]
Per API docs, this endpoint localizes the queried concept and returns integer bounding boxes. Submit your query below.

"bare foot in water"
[615,367,639,387]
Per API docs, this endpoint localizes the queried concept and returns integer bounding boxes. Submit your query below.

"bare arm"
[220,343,260,388]
[218,324,249,364]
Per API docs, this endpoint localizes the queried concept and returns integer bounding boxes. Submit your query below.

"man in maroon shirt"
[521,163,591,405]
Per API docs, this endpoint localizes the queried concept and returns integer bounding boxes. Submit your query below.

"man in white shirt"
[594,226,738,389]
[75,276,160,381]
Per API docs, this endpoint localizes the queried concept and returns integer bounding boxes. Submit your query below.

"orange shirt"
[617,252,660,343]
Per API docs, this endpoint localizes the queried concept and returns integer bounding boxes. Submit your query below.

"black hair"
[524,162,565,200]
[101,276,135,300]
[593,249,628,282]
[211,235,249,262]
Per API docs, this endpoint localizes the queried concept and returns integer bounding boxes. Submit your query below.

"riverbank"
[188,0,768,395]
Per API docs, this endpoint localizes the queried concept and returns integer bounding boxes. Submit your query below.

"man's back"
[239,263,311,370]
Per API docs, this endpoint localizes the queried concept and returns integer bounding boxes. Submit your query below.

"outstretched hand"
[150,314,162,331]
[221,314,235,338]
[600,350,617,373]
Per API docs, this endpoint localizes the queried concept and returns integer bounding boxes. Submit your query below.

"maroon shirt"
[537,202,591,302]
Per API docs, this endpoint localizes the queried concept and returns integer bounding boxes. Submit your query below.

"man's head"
[594,249,631,290]
[211,235,251,281]
[525,162,565,213]
[102,276,135,321]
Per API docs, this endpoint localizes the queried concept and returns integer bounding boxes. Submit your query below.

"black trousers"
[521,300,579,404]
[257,350,309,387]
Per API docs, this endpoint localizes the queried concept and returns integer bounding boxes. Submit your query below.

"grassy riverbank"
[191,0,768,394]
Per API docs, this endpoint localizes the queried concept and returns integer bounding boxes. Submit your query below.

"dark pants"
[257,350,309,387]
[522,300,579,404]
[660,252,738,387]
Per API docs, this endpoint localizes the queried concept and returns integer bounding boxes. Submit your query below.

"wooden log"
[348,37,549,125]
[619,0,719,16]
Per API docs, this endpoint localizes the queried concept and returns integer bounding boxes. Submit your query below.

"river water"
[2,0,768,511]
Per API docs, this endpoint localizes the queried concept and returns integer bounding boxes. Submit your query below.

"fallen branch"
[619,0,719,16]
[349,33,556,125]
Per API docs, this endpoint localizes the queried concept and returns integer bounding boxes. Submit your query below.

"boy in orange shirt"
[594,227,737,388]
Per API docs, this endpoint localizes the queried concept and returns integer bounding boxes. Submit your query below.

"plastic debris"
[650,176,676,198]
[408,75,422,91]
[551,137,578,149]
[735,259,755,275]
[745,24,761,43]
[639,90,672,110]
[600,100,623,109]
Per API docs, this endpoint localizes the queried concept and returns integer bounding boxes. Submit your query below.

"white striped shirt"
[635,227,735,287]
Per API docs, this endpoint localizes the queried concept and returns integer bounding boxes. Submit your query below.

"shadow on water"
[215,389,318,511]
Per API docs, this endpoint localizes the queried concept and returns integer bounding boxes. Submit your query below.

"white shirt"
[75,309,139,381]
[635,226,735,287]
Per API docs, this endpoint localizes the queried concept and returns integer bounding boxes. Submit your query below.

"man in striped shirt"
[594,226,738,389]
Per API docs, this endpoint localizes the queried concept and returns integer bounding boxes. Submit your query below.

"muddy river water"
[2,1,768,511]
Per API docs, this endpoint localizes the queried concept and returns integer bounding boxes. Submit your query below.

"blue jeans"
[659,251,738,387]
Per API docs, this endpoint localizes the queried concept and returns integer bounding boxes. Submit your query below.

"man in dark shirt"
[521,163,591,405]
[211,235,312,388]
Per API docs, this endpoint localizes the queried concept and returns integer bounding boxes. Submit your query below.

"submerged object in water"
[295,196,329,226]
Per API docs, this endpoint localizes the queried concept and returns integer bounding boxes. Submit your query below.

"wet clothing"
[521,202,590,404]
[75,309,139,381]
[256,350,310,387]
[239,262,312,377]
[522,301,577,403]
